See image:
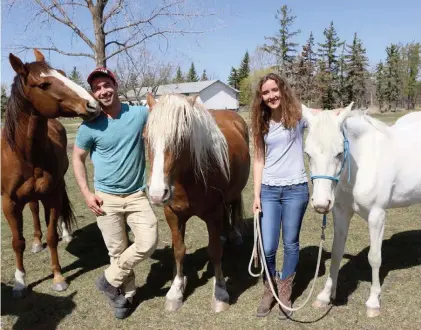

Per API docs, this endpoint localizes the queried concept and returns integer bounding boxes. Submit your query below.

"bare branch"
[103,0,124,23]
[33,0,95,50]
[13,44,94,59]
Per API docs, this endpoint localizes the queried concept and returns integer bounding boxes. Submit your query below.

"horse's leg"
[42,196,69,292]
[29,201,43,253]
[365,207,386,318]
[205,207,230,313]
[313,200,354,308]
[59,216,73,243]
[2,196,27,297]
[165,207,187,312]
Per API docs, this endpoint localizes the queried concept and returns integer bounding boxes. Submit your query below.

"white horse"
[301,102,421,318]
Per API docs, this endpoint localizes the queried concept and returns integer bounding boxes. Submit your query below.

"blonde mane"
[146,94,230,181]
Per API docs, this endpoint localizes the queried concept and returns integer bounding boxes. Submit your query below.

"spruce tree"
[375,61,386,111]
[186,63,199,82]
[228,67,240,89]
[338,44,347,107]
[301,32,317,104]
[68,67,84,87]
[384,44,401,111]
[201,69,208,81]
[262,4,300,77]
[174,66,184,83]
[345,33,369,108]
[317,21,344,108]
[238,51,250,83]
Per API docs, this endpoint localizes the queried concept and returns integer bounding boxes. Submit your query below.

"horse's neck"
[18,111,49,162]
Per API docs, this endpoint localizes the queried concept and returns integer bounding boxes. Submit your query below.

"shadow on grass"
[28,217,109,290]
[293,230,421,308]
[135,217,260,306]
[1,282,76,330]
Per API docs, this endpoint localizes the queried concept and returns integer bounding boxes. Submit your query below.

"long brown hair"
[251,73,301,151]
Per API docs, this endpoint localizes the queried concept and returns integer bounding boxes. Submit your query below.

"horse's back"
[209,110,249,142]
[393,112,421,128]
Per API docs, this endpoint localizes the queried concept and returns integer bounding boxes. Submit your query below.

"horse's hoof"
[312,299,329,309]
[62,235,73,244]
[31,243,43,253]
[366,307,380,318]
[13,287,28,298]
[165,299,183,312]
[52,281,69,292]
[211,298,230,313]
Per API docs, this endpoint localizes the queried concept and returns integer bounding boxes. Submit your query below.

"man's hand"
[84,191,104,216]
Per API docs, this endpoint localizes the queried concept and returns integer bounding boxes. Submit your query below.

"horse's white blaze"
[166,275,185,301]
[41,71,99,111]
[305,107,421,316]
[149,140,166,200]
[14,268,26,290]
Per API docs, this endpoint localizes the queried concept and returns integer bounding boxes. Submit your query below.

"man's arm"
[72,145,104,216]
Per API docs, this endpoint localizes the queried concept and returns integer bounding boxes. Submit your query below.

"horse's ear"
[9,53,28,77]
[34,49,45,62]
[301,104,314,125]
[146,92,156,111]
[338,101,354,122]
[57,69,67,77]
[187,94,198,106]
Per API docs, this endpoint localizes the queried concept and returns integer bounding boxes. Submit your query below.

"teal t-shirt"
[75,103,148,194]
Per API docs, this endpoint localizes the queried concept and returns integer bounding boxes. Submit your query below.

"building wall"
[199,81,239,110]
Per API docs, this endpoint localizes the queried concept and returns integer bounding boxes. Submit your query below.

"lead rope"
[248,210,326,313]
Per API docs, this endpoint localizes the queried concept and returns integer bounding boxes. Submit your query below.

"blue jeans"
[260,183,309,280]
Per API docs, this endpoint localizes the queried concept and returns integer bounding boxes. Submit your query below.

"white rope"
[248,210,325,312]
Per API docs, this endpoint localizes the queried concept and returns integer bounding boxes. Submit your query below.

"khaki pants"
[96,190,158,298]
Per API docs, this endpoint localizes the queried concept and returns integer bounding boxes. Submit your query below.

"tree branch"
[103,0,124,23]
[13,45,94,59]
[33,0,95,50]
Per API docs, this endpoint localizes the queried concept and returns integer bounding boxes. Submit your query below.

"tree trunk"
[91,2,106,67]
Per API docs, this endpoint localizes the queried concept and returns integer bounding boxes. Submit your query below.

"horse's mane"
[343,109,392,137]
[4,61,52,150]
[146,94,230,182]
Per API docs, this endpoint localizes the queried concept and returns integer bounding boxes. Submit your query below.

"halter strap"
[310,130,351,184]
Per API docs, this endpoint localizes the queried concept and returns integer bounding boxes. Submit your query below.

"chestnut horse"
[144,93,250,313]
[1,49,101,297]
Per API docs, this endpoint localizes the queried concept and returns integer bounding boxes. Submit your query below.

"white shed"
[120,80,240,110]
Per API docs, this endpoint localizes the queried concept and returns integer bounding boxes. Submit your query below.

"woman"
[251,73,309,318]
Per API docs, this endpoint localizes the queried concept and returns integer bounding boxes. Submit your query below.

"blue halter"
[310,129,351,184]
[309,129,351,233]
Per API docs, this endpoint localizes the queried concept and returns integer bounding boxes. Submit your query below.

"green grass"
[1,111,420,330]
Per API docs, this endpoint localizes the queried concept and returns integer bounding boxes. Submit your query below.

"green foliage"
[316,21,344,109]
[1,84,9,115]
[201,69,208,81]
[68,67,85,87]
[344,33,369,108]
[228,67,240,90]
[384,44,402,111]
[239,67,274,105]
[262,5,300,77]
[174,66,184,83]
[402,42,420,109]
[186,63,199,82]
[238,51,250,82]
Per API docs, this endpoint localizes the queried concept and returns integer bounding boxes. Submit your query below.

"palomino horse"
[301,103,421,317]
[144,93,250,312]
[1,49,101,297]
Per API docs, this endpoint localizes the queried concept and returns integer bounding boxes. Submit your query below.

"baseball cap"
[87,67,117,86]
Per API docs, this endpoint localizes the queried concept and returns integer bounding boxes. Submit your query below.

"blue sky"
[1,0,420,88]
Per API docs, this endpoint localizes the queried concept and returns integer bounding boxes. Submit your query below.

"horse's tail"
[60,182,76,233]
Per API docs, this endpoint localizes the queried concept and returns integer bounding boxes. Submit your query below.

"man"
[72,67,158,319]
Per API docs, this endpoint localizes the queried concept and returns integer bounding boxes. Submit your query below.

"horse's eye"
[38,82,51,90]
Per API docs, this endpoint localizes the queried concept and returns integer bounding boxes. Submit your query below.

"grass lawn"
[1,110,420,330]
